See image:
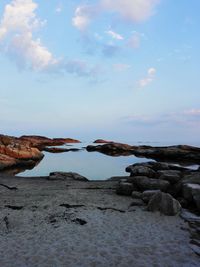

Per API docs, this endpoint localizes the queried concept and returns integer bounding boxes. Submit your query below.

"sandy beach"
[0,174,199,267]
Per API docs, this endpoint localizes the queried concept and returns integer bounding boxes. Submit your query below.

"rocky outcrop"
[20,135,81,150]
[87,143,133,156]
[43,147,80,153]
[48,172,88,181]
[114,161,200,215]
[87,143,200,163]
[0,135,43,171]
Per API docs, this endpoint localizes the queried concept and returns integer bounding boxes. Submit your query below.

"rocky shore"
[0,135,200,266]
[0,134,81,171]
[87,142,200,162]
[0,172,199,266]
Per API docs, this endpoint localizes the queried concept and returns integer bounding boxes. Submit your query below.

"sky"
[0,0,200,144]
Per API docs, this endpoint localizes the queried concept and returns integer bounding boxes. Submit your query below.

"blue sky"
[0,0,200,143]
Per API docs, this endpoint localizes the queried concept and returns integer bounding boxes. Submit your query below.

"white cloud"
[102,0,159,22]
[139,67,156,87]
[105,30,124,40]
[72,6,90,31]
[0,0,99,78]
[72,0,160,31]
[0,0,57,70]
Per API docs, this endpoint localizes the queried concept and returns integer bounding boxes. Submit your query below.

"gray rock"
[182,183,200,204]
[131,191,142,199]
[147,192,181,216]
[116,182,135,196]
[130,176,170,191]
[182,172,200,185]
[48,172,88,181]
[158,170,181,184]
[142,190,161,203]
[129,199,145,207]
[127,166,156,178]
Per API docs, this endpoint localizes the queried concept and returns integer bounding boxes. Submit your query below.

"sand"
[0,175,199,267]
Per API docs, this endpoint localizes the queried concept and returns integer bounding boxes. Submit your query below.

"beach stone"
[116,182,135,196]
[158,170,181,184]
[131,191,142,199]
[142,190,161,203]
[48,172,88,181]
[126,166,156,178]
[147,192,181,216]
[130,176,170,192]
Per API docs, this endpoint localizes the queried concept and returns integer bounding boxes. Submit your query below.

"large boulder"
[128,176,170,192]
[147,192,181,216]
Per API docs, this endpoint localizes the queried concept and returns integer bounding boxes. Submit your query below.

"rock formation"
[87,142,200,162]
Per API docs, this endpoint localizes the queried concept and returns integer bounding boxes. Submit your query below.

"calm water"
[18,141,200,180]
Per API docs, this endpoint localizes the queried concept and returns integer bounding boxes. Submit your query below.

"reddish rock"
[0,134,44,171]
[20,135,80,149]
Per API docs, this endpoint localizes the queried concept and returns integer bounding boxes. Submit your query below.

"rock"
[48,172,88,181]
[20,135,81,149]
[93,139,113,144]
[116,182,135,196]
[131,191,142,199]
[182,183,200,206]
[147,192,181,216]
[87,143,200,163]
[87,143,133,156]
[182,173,200,185]
[43,147,80,153]
[129,176,170,192]
[126,166,156,178]
[0,134,44,171]
[141,190,161,203]
[129,199,145,207]
[158,170,181,184]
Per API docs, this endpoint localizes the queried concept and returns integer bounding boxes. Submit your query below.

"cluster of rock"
[87,142,200,162]
[115,161,200,216]
[0,134,81,171]
[20,135,80,150]
[0,135,44,171]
